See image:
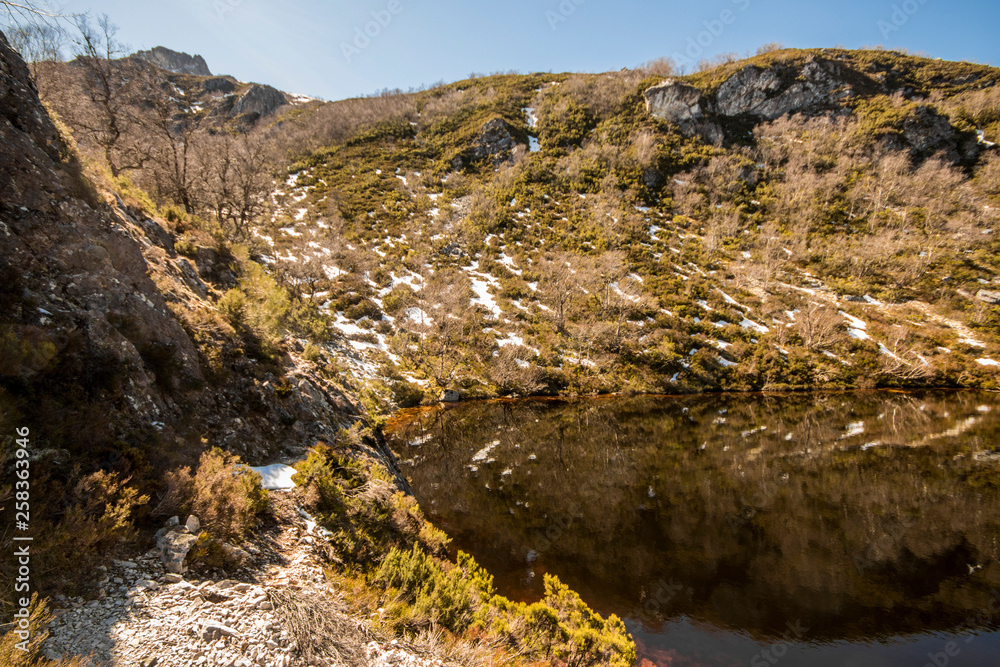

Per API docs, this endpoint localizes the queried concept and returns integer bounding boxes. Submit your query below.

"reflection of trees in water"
[386,391,1000,640]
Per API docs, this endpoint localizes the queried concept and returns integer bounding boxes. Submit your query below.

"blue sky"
[35,0,1000,100]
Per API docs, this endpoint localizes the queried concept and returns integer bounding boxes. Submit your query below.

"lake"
[384,391,1000,667]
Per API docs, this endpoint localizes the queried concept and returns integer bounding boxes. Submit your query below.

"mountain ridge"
[133,45,211,76]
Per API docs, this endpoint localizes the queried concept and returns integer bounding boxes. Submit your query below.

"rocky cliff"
[644,53,980,159]
[0,29,380,469]
[133,46,212,76]
[231,83,288,121]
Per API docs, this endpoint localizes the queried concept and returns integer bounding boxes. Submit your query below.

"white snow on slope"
[249,464,298,490]
[740,318,769,334]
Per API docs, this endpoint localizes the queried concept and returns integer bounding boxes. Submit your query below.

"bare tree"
[68,14,152,177]
[1,0,66,25]
[796,303,842,350]
[537,252,579,333]
[205,129,274,240]
[5,20,65,89]
[404,269,486,389]
[144,76,204,212]
[486,346,546,396]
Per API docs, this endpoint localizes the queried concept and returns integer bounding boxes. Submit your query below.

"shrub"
[372,545,635,667]
[0,595,90,666]
[23,470,149,595]
[375,545,494,631]
[345,299,383,321]
[302,343,323,362]
[174,236,199,257]
[218,261,330,344]
[382,285,416,316]
[158,448,269,541]
[391,379,425,407]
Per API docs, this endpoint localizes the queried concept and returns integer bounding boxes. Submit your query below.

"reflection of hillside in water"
[385,391,1000,641]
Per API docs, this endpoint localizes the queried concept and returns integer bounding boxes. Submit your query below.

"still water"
[384,391,1000,667]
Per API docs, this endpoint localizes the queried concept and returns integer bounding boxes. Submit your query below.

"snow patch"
[249,464,298,490]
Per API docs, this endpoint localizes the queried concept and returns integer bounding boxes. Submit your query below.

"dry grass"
[268,587,373,667]
[0,595,93,667]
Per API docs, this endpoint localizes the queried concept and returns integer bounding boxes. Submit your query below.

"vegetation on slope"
[244,49,1000,414]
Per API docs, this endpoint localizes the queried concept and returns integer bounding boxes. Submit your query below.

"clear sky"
[23,0,1000,101]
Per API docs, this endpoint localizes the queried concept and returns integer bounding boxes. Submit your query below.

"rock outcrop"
[643,55,979,160]
[643,79,707,123]
[203,75,238,95]
[2,33,205,414]
[133,46,212,76]
[646,57,880,126]
[452,118,524,169]
[1,29,365,464]
[713,59,876,120]
[892,103,979,161]
[231,83,288,120]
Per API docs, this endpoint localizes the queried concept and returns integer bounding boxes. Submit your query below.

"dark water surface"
[384,391,1000,667]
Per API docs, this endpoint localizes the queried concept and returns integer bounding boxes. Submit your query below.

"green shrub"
[174,236,199,257]
[382,285,416,316]
[372,545,635,667]
[345,299,383,321]
[391,379,425,407]
[302,343,323,362]
[374,544,493,630]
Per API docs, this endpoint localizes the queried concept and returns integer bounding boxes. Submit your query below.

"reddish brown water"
[385,391,1000,667]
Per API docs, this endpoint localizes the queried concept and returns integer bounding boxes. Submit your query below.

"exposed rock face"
[644,79,707,123]
[1,29,368,465]
[712,60,874,120]
[2,33,204,413]
[642,56,976,160]
[202,75,237,94]
[645,58,877,126]
[231,83,287,120]
[134,46,212,76]
[893,104,978,161]
[453,118,524,169]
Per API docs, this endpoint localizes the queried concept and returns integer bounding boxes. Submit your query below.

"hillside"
[3,23,1000,665]
[236,48,1000,412]
[0,29,635,667]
